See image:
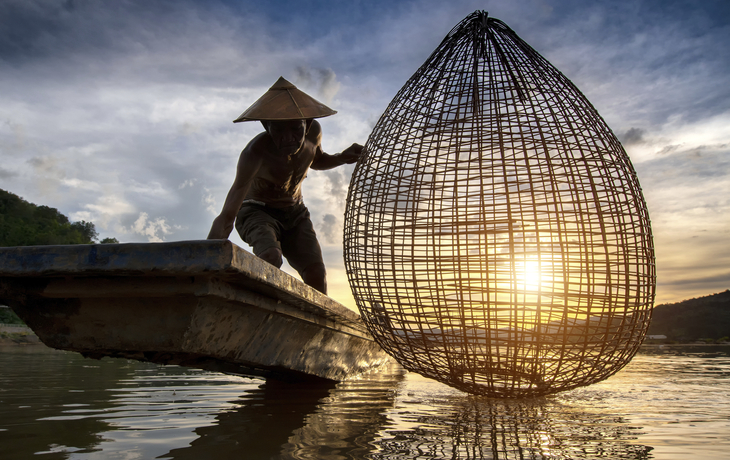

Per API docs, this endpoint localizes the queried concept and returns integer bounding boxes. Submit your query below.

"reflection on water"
[0,344,729,459]
[165,372,400,460]
[370,396,652,459]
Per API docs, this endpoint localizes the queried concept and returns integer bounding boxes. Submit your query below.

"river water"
[0,344,728,460]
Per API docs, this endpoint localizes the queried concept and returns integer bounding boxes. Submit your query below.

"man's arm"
[310,143,364,170]
[307,120,364,170]
[207,140,264,239]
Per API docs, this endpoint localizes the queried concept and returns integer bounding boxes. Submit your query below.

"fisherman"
[207,77,362,294]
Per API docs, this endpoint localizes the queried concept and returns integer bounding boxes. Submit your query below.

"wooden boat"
[0,240,390,381]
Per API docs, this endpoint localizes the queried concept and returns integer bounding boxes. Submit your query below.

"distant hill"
[0,188,118,247]
[647,290,730,342]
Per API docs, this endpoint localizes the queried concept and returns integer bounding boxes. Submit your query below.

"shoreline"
[1,333,728,349]
[0,325,42,345]
[0,334,42,345]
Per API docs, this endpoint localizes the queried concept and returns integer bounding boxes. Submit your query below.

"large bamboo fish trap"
[344,12,655,397]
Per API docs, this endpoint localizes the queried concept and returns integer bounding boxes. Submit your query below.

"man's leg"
[280,204,327,294]
[300,262,327,294]
[235,205,283,267]
[257,246,283,268]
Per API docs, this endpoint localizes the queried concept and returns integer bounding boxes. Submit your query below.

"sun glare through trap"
[344,11,655,397]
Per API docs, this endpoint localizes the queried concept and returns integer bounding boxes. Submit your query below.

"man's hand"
[339,143,364,164]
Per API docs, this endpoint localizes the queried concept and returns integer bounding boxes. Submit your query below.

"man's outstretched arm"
[310,143,364,170]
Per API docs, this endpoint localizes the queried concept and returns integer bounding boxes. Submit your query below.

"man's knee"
[301,263,327,294]
[257,247,283,268]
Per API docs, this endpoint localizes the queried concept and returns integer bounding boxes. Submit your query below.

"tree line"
[647,289,730,343]
[0,188,118,247]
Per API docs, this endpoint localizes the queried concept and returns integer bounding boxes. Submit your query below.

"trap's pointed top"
[478,10,489,23]
[233,76,337,123]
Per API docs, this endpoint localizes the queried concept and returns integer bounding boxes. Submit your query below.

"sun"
[519,259,542,292]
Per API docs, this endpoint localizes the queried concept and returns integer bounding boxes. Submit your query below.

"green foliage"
[0,188,116,247]
[0,307,24,325]
[100,237,119,244]
[648,290,730,342]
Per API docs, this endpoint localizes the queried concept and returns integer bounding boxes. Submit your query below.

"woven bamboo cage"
[344,11,655,397]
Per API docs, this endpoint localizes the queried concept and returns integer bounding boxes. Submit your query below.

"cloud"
[203,187,217,214]
[294,66,341,104]
[619,128,646,145]
[26,156,67,197]
[658,272,730,287]
[70,193,135,228]
[27,156,62,176]
[0,119,28,156]
[656,144,682,155]
[623,112,730,163]
[178,178,198,189]
[129,212,172,243]
[0,167,16,179]
[525,1,730,136]
[323,169,347,205]
[319,214,339,245]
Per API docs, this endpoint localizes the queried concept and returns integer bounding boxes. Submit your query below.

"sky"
[1,0,728,310]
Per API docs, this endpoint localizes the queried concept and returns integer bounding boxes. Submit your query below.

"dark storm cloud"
[0,0,274,87]
[619,128,646,145]
[0,0,74,61]
[0,0,173,62]
[294,66,340,103]
[519,0,730,128]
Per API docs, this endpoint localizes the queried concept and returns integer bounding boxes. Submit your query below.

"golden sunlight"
[518,259,542,292]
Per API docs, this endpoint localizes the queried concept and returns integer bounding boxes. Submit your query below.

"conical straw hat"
[233,77,337,122]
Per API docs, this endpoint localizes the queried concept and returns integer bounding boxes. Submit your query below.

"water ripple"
[0,344,729,459]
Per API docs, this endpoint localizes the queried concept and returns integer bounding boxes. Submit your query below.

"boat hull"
[0,240,390,381]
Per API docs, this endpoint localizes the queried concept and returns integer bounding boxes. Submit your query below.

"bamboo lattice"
[344,12,655,397]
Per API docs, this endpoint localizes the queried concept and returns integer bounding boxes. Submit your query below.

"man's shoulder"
[307,119,322,143]
[243,132,274,155]
[309,119,322,133]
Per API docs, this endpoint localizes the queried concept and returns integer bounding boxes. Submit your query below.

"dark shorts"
[234,201,324,273]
